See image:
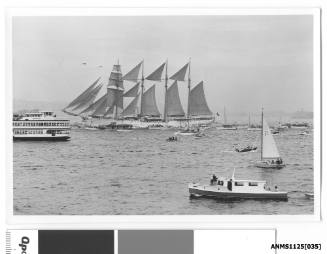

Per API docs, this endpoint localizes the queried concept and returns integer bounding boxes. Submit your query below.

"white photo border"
[5,7,321,228]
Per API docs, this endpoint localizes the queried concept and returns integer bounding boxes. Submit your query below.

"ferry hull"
[13,136,70,141]
[189,186,288,201]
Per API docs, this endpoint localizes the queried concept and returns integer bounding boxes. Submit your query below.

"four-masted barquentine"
[63,59,214,127]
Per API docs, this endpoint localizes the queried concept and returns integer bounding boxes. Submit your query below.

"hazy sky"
[13,15,313,113]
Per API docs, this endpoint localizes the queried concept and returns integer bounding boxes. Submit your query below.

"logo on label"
[19,236,30,254]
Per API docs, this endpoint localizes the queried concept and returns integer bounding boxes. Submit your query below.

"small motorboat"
[299,130,310,136]
[305,193,314,199]
[175,128,199,136]
[271,129,280,135]
[189,169,288,201]
[194,132,206,138]
[235,145,257,153]
[166,136,178,142]
[84,126,99,131]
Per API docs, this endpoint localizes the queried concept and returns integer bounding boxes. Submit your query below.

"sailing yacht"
[247,113,261,131]
[255,109,285,169]
[219,107,237,130]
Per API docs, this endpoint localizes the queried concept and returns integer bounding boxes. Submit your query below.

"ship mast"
[140,60,145,117]
[261,107,264,161]
[224,106,226,125]
[187,58,191,119]
[163,59,168,122]
[114,59,120,120]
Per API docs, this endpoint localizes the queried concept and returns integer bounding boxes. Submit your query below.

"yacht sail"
[141,85,161,117]
[122,93,140,117]
[188,81,212,116]
[122,61,142,82]
[262,118,280,159]
[166,81,185,117]
[255,109,285,169]
[64,77,101,109]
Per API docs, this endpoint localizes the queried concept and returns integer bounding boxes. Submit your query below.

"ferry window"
[249,182,258,186]
[234,182,244,186]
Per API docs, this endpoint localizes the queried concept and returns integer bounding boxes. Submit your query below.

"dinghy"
[189,169,288,201]
[235,145,257,153]
[255,109,285,169]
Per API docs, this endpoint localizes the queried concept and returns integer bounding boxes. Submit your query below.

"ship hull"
[189,185,288,201]
[13,135,70,141]
[255,161,285,169]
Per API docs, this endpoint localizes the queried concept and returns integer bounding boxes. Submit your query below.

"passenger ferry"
[13,111,71,141]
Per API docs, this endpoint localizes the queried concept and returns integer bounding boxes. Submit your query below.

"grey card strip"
[118,230,193,254]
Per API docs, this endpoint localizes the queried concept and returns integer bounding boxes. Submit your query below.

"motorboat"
[235,145,257,153]
[189,169,288,201]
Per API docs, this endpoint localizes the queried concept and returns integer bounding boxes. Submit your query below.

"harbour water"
[13,127,314,215]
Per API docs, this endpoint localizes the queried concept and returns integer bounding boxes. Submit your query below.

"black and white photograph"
[10,10,320,216]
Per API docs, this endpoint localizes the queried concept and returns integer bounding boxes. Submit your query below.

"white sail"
[122,93,140,117]
[123,82,140,97]
[122,61,142,82]
[188,81,212,116]
[141,85,161,116]
[169,63,189,81]
[145,63,166,81]
[65,77,101,109]
[71,84,103,111]
[262,118,280,159]
[166,81,185,117]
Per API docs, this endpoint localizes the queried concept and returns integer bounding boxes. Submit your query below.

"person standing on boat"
[211,174,217,185]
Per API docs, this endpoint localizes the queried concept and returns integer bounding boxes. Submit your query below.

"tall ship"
[13,111,71,141]
[63,59,214,127]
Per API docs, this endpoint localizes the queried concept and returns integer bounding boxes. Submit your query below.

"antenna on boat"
[232,168,236,180]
